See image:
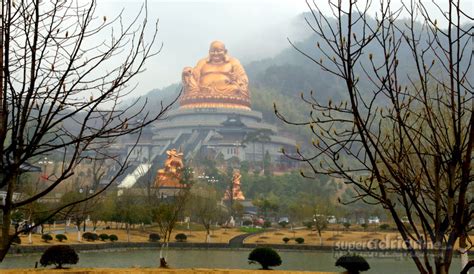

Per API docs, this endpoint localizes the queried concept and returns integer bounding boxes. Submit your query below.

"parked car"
[338,217,349,224]
[253,217,264,227]
[368,216,380,224]
[278,217,289,224]
[327,216,337,224]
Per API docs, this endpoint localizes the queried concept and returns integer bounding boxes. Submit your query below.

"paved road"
[228,230,267,247]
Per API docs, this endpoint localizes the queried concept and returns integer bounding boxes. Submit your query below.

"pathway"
[228,231,266,247]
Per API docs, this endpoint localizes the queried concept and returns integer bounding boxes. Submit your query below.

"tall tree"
[0,0,175,261]
[153,189,190,267]
[276,1,472,273]
[115,189,151,242]
[243,129,272,171]
[187,183,224,243]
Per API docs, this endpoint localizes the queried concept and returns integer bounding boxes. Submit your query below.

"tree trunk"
[126,223,130,242]
[253,143,256,164]
[77,227,81,242]
[460,234,469,274]
[0,207,12,262]
[206,227,211,243]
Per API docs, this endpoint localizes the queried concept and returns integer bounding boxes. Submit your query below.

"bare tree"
[275,1,472,273]
[188,182,224,243]
[153,188,190,267]
[0,0,176,261]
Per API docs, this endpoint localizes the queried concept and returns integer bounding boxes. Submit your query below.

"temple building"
[119,41,296,188]
[151,41,295,162]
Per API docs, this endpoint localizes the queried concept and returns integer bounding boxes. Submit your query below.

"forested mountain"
[130,13,471,142]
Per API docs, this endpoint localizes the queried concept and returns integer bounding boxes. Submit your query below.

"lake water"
[0,248,462,273]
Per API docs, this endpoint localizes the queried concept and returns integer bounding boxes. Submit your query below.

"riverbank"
[9,227,471,255]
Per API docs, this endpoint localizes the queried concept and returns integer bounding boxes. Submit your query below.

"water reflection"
[0,248,461,273]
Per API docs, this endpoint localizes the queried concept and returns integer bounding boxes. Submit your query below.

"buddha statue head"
[208,41,227,64]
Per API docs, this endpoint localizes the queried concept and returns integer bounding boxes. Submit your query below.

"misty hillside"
[129,12,471,141]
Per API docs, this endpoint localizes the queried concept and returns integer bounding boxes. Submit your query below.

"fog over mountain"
[96,0,471,102]
[96,0,311,97]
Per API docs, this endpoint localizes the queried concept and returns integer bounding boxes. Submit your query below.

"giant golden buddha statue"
[180,41,250,110]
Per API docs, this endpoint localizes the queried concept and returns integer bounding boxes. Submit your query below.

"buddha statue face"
[208,41,227,64]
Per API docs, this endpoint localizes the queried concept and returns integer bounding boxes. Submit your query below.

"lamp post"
[79,187,94,232]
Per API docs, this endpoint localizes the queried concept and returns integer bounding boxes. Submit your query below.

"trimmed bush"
[360,223,368,230]
[242,220,252,226]
[335,254,370,274]
[263,220,272,228]
[12,235,21,245]
[175,233,187,242]
[278,221,289,228]
[108,234,118,242]
[55,234,67,242]
[343,222,351,229]
[303,221,313,229]
[149,233,161,242]
[379,224,390,230]
[42,234,53,243]
[248,247,282,270]
[282,237,290,244]
[99,234,109,241]
[295,237,305,244]
[40,245,79,269]
[82,232,98,242]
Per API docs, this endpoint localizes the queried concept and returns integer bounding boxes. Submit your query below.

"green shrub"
[278,221,289,228]
[40,245,78,269]
[343,222,351,229]
[248,247,282,270]
[149,233,160,242]
[108,234,118,242]
[303,221,313,229]
[282,237,290,243]
[379,224,390,230]
[242,220,252,226]
[360,223,368,230]
[263,220,272,228]
[335,254,370,274]
[295,237,305,244]
[240,227,264,233]
[55,234,67,242]
[99,234,109,241]
[42,234,53,243]
[82,232,98,242]
[175,233,187,242]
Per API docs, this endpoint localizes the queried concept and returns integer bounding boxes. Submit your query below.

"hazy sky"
[95,0,473,97]
[94,0,310,96]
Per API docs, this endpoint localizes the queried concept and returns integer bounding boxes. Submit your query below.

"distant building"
[117,41,297,188]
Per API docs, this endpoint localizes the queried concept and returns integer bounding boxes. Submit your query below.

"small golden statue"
[224,169,245,201]
[154,149,185,188]
[180,41,250,110]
